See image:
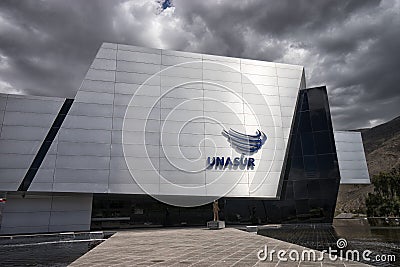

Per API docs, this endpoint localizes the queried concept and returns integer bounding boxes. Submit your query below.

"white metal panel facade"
[41,43,305,198]
[334,131,370,184]
[0,192,92,234]
[0,94,64,191]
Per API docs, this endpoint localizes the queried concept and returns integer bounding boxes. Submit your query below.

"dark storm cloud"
[176,0,380,38]
[0,0,125,97]
[311,3,400,129]
[0,0,399,129]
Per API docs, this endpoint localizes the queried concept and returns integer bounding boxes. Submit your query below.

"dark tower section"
[267,86,341,223]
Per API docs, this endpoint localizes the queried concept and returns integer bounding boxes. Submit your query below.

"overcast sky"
[0,0,399,130]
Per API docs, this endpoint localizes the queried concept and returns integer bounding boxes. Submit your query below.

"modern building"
[0,43,370,234]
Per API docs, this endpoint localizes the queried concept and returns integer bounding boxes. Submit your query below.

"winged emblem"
[222,128,267,155]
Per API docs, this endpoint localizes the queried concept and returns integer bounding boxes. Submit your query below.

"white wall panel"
[63,115,112,130]
[111,143,159,158]
[244,104,281,116]
[101,42,117,49]
[122,131,160,145]
[114,82,139,95]
[160,158,204,172]
[80,80,114,94]
[245,84,279,96]
[53,182,108,193]
[0,140,42,154]
[0,169,26,183]
[56,155,110,170]
[203,69,242,83]
[69,103,113,117]
[0,193,92,234]
[116,71,159,85]
[204,89,242,103]
[124,118,160,132]
[335,142,364,152]
[161,121,204,135]
[161,109,204,122]
[118,44,160,54]
[243,74,278,86]
[282,116,294,128]
[203,60,240,72]
[281,106,296,117]
[32,168,54,183]
[161,76,203,90]
[90,58,116,71]
[161,132,205,147]
[160,170,205,184]
[161,97,204,110]
[75,91,114,105]
[114,156,158,171]
[278,87,299,98]
[162,49,202,59]
[279,96,297,107]
[242,93,272,106]
[277,68,303,79]
[116,106,160,120]
[0,96,62,193]
[278,77,302,88]
[3,112,55,127]
[161,146,203,160]
[108,183,144,194]
[117,60,160,74]
[57,142,110,156]
[5,97,63,114]
[162,54,202,67]
[334,131,370,184]
[86,69,115,82]
[58,128,111,143]
[163,87,201,99]
[204,54,240,64]
[54,169,109,184]
[0,110,4,129]
[113,170,156,185]
[241,64,276,77]
[0,94,7,110]
[96,48,116,60]
[161,65,202,79]
[41,155,56,169]
[117,50,161,64]
[275,62,303,70]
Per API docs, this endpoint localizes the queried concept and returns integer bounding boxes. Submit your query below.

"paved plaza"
[70,228,370,266]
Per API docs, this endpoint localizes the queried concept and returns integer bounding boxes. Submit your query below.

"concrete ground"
[69,228,370,266]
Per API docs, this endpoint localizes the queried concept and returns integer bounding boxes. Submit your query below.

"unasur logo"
[207,129,267,170]
[222,128,267,155]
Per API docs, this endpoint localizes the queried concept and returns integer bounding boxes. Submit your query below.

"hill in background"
[336,115,400,214]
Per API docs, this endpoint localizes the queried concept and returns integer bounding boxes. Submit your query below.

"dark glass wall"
[224,86,341,224]
[91,194,214,229]
[91,86,341,228]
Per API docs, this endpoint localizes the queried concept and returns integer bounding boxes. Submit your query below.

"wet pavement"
[0,232,108,266]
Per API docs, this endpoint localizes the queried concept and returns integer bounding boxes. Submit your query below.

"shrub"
[365,167,400,217]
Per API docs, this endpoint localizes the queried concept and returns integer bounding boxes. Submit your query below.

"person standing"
[213,200,220,221]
